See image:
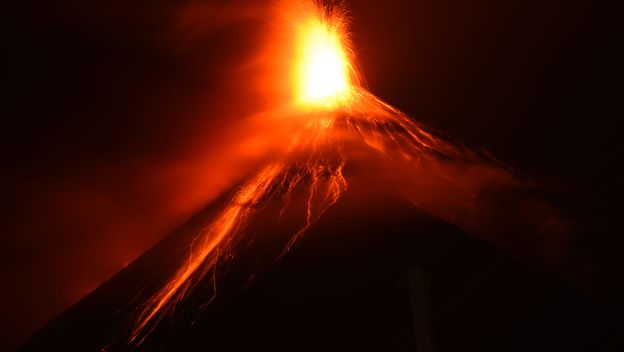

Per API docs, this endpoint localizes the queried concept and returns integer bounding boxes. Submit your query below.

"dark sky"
[2,0,622,349]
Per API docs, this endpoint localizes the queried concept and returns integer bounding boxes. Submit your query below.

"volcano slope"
[21,101,624,351]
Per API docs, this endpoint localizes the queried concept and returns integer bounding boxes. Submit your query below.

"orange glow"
[289,1,357,108]
[296,19,349,104]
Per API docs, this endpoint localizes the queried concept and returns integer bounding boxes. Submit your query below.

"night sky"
[2,0,622,349]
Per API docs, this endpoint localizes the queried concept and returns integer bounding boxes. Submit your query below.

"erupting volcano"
[127,2,479,345]
[20,1,623,351]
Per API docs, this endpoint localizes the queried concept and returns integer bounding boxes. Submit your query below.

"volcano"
[19,1,624,351]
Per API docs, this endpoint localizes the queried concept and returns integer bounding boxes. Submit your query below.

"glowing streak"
[131,164,284,343]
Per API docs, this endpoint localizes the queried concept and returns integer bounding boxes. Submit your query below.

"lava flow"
[128,0,506,346]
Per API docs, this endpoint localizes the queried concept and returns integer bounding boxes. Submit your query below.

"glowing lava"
[297,20,349,103]
[291,1,356,107]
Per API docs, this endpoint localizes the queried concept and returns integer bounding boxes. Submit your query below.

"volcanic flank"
[20,1,623,351]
